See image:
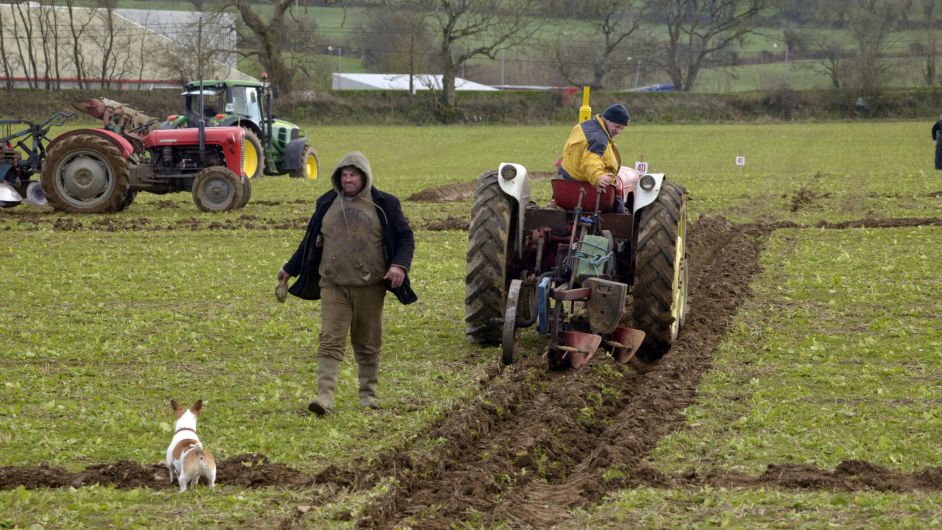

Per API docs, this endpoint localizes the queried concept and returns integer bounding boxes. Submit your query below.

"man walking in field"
[558,103,630,211]
[278,151,416,415]
[931,113,942,170]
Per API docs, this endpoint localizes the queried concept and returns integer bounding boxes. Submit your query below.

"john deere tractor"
[169,76,318,181]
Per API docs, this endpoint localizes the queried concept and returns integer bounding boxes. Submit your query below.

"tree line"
[1,0,940,118]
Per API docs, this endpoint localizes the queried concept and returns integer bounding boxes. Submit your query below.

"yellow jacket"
[559,115,621,186]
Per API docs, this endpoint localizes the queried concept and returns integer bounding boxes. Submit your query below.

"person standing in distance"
[278,151,416,415]
[931,113,942,170]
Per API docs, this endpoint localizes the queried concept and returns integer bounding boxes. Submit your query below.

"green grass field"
[1,121,940,528]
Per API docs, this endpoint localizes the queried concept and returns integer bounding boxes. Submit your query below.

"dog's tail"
[194,443,215,472]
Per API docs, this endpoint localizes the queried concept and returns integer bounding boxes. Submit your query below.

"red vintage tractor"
[464,161,688,369]
[38,98,247,213]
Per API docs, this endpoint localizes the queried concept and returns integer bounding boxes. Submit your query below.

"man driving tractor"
[557,103,630,212]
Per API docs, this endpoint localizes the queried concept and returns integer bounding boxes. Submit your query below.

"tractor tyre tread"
[41,134,130,213]
[236,175,252,209]
[192,166,245,212]
[632,180,687,362]
[242,128,264,180]
[465,170,514,345]
[289,144,319,179]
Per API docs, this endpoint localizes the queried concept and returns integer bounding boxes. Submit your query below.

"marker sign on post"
[735,156,746,167]
[634,161,648,173]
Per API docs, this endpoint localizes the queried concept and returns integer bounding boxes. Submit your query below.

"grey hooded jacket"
[283,151,417,304]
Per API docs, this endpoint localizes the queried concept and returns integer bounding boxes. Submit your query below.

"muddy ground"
[3,214,940,529]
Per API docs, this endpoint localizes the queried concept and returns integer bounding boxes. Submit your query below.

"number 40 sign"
[634,161,648,173]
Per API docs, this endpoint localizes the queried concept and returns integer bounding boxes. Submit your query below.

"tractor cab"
[174,78,318,180]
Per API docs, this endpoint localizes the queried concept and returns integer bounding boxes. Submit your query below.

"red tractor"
[39,99,247,213]
[465,162,688,369]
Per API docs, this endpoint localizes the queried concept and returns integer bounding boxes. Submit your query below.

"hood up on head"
[331,151,374,199]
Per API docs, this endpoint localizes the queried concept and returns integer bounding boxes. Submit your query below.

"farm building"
[332,73,497,92]
[0,4,251,89]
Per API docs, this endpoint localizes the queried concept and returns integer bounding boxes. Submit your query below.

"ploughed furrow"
[0,453,313,491]
[352,216,772,529]
[4,213,942,233]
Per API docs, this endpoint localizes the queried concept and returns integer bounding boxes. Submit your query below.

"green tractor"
[169,76,319,181]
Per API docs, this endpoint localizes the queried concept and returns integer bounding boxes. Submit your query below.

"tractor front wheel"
[242,128,263,180]
[289,144,319,180]
[236,175,252,209]
[41,134,130,213]
[465,170,516,345]
[192,167,244,212]
[632,180,688,362]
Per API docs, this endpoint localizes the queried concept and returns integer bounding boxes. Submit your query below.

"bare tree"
[65,0,94,89]
[229,0,322,94]
[360,5,433,79]
[806,0,851,27]
[810,34,848,88]
[398,0,543,113]
[0,7,13,89]
[36,1,64,90]
[910,0,940,85]
[93,0,120,88]
[653,0,766,91]
[552,0,650,89]
[157,11,238,82]
[12,1,39,89]
[844,0,907,94]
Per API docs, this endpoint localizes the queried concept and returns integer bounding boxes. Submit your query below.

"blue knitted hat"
[601,104,630,125]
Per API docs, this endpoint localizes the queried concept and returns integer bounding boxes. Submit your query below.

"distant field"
[1,121,940,527]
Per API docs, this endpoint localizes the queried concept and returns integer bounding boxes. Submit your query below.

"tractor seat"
[551,179,616,212]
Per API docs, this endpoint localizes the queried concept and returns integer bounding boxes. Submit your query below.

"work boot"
[308,356,341,416]
[357,363,380,409]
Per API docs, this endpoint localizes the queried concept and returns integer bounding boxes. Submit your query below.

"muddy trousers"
[315,281,386,410]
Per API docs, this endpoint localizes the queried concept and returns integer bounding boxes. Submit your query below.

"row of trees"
[1,0,940,116]
[240,0,941,111]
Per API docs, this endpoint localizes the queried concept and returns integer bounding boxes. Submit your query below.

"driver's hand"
[597,174,613,188]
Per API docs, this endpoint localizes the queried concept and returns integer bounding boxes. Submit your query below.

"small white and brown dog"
[165,399,216,492]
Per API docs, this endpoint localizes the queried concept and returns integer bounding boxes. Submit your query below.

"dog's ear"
[192,399,203,415]
[171,399,180,412]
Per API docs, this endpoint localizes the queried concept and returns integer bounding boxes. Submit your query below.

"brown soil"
[409,171,555,203]
[408,182,477,202]
[689,460,942,492]
[426,216,470,231]
[0,453,312,491]
[787,187,831,212]
[0,213,310,232]
[1,215,940,527]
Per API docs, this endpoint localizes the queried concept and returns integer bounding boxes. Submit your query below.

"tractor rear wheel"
[192,166,244,212]
[242,128,263,180]
[465,170,515,345]
[41,134,130,213]
[289,144,319,179]
[632,180,688,362]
